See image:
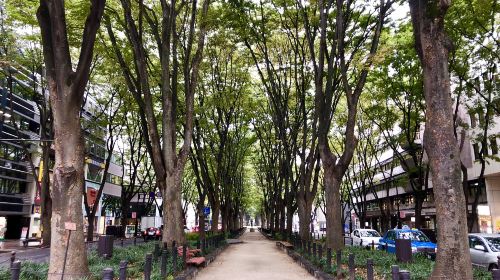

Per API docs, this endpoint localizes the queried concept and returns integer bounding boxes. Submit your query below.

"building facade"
[0,67,124,240]
[349,108,500,234]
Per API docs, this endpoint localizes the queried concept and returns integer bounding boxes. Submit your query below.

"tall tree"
[300,0,391,249]
[409,0,472,278]
[36,0,105,278]
[106,0,210,243]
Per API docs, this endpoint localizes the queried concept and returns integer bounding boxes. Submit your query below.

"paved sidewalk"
[195,230,315,280]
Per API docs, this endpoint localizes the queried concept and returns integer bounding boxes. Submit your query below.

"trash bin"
[98,235,114,258]
[396,238,412,263]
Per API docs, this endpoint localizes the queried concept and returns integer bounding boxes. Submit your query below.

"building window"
[473,143,480,160]
[491,137,498,155]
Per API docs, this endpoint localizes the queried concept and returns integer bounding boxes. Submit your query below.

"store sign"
[20,227,28,239]
[87,188,98,208]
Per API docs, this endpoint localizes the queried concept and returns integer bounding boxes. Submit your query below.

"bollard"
[172,241,178,273]
[10,251,15,268]
[391,265,400,280]
[399,270,410,280]
[161,249,168,277]
[183,244,188,268]
[313,243,317,259]
[10,260,20,280]
[367,259,374,280]
[351,236,354,246]
[326,248,332,272]
[318,244,323,260]
[372,240,375,250]
[492,269,500,280]
[144,253,152,280]
[119,260,128,280]
[348,253,355,280]
[134,236,137,246]
[102,268,114,280]
[154,243,160,260]
[336,250,342,278]
[121,238,124,247]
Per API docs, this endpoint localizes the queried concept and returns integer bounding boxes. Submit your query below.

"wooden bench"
[276,241,294,250]
[186,256,206,266]
[177,246,206,266]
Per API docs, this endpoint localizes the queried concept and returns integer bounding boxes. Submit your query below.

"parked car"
[351,229,381,248]
[378,228,436,259]
[468,233,500,270]
[142,227,161,240]
[420,228,437,243]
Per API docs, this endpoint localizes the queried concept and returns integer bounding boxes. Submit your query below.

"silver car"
[351,229,381,248]
[468,233,500,270]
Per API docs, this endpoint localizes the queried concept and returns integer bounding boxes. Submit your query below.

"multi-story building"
[0,68,41,239]
[349,103,500,235]
[0,66,124,240]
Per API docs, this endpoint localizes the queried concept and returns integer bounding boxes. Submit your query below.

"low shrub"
[0,241,187,280]
[295,245,492,280]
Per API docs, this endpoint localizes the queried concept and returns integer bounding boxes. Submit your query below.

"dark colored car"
[142,227,161,240]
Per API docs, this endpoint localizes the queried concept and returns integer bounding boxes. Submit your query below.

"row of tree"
[1,0,497,279]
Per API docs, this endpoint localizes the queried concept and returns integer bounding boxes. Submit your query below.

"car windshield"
[485,237,500,252]
[397,231,430,242]
[360,230,380,237]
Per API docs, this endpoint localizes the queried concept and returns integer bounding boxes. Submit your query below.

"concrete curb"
[276,243,335,280]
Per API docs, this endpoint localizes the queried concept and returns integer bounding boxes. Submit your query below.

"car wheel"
[489,263,498,271]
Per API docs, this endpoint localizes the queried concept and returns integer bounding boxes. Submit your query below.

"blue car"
[378,228,437,259]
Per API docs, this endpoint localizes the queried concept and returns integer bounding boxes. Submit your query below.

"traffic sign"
[203,207,210,216]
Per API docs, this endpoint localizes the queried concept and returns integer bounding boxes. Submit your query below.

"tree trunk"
[48,100,89,279]
[162,175,185,244]
[324,166,344,250]
[197,197,205,240]
[211,202,220,232]
[86,216,95,242]
[298,198,312,240]
[410,1,472,278]
[286,207,293,237]
[414,192,424,229]
[120,203,129,238]
[37,0,105,277]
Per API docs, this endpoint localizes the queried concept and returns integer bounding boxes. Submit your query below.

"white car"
[469,233,500,270]
[351,229,381,248]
